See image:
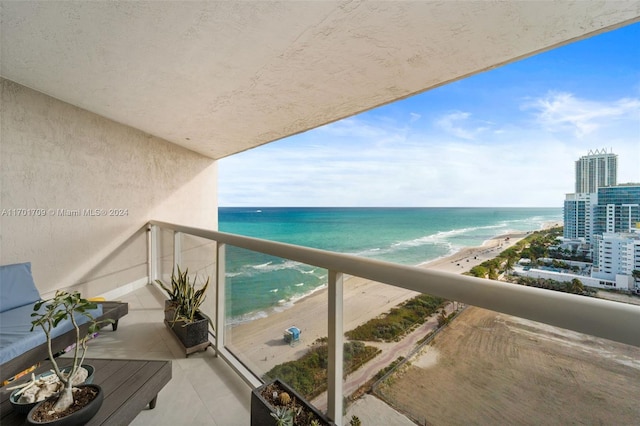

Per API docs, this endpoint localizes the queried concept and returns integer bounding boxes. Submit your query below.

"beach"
[227,229,532,373]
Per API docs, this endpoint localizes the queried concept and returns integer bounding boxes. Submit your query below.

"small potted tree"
[156,266,213,355]
[25,291,112,424]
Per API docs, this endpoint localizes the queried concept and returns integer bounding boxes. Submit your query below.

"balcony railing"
[147,220,640,426]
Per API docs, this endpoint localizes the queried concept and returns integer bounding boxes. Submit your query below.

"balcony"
[85,284,252,425]
[80,220,640,425]
[2,3,640,425]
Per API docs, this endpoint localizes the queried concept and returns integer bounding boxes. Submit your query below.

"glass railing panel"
[370,306,640,425]
[157,228,174,283]
[177,233,217,323]
[223,245,329,405]
[340,279,449,413]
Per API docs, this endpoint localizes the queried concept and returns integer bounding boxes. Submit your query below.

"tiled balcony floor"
[82,284,251,425]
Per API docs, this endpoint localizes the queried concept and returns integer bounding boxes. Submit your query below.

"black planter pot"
[26,384,103,426]
[164,300,210,355]
[166,314,209,348]
[251,379,334,426]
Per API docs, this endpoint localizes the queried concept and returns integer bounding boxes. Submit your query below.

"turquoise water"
[219,207,562,322]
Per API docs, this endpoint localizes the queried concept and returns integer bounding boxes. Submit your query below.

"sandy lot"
[376,307,640,425]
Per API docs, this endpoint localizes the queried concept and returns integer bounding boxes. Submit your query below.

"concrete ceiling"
[2,1,639,159]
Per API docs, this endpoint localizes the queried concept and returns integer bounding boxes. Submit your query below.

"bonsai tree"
[30,290,112,413]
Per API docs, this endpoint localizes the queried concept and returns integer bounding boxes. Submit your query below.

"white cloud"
[219,127,578,207]
[219,93,639,207]
[435,111,473,139]
[434,111,492,140]
[316,117,409,148]
[525,92,640,137]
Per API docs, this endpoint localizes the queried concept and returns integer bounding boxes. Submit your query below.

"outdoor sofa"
[0,262,128,383]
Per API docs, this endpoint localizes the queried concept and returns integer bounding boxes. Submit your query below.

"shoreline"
[230,221,562,326]
[227,224,556,373]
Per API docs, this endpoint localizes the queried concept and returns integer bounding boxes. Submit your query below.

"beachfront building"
[593,184,640,236]
[592,184,640,268]
[538,183,639,291]
[2,3,640,425]
[534,184,640,291]
[564,149,618,244]
[563,181,639,257]
[592,232,640,292]
[512,264,624,291]
[513,232,640,292]
[563,192,597,243]
[575,149,617,194]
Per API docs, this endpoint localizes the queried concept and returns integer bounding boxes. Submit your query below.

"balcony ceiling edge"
[1,2,639,158]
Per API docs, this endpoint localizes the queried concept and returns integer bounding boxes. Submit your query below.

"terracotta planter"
[26,384,103,426]
[251,378,334,426]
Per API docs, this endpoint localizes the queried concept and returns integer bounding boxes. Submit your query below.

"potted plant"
[156,266,213,355]
[25,291,112,424]
[251,378,334,426]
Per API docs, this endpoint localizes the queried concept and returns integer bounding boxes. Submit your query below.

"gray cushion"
[0,302,103,364]
[0,262,41,313]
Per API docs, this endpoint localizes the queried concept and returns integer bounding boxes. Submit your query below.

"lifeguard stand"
[283,326,301,346]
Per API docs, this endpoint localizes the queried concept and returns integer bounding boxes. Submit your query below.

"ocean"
[219,207,562,323]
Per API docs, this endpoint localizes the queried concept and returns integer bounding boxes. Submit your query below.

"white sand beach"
[226,228,543,373]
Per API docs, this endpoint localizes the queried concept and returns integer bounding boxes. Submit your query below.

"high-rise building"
[563,193,597,242]
[591,184,640,267]
[592,184,640,236]
[564,149,619,242]
[575,149,617,193]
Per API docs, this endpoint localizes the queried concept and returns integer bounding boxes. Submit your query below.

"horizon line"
[218,206,563,209]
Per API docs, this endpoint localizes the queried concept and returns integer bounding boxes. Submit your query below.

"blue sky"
[219,23,640,207]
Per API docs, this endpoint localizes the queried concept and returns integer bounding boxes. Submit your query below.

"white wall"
[512,267,618,290]
[1,79,218,297]
[615,274,634,291]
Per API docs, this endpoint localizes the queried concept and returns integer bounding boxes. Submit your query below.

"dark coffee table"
[0,358,172,425]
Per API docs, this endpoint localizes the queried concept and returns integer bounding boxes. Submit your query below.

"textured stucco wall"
[3,2,639,158]
[0,78,218,297]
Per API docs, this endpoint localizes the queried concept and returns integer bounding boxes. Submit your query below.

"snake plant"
[156,266,211,325]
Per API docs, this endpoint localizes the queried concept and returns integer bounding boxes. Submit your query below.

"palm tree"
[504,256,516,275]
[569,278,584,294]
[437,310,448,327]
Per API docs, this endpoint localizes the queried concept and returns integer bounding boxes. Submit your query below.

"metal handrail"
[150,220,640,348]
